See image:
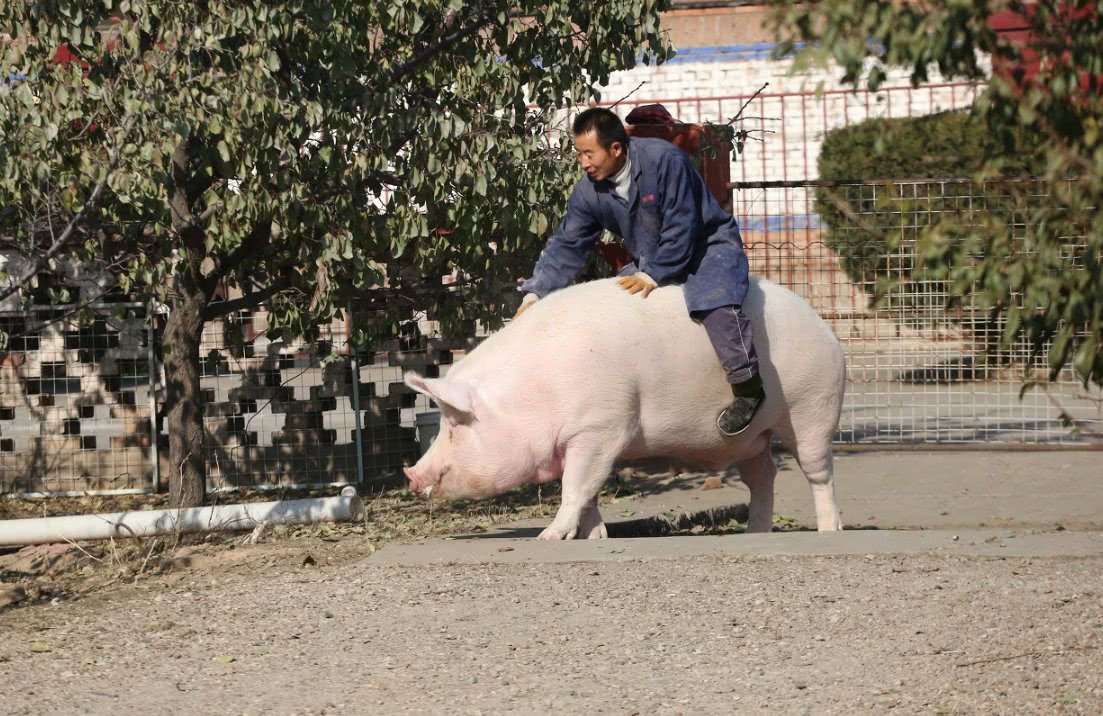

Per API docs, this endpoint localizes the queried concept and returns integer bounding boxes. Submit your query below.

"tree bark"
[163,282,208,508]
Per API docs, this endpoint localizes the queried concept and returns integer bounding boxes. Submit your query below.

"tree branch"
[349,8,504,111]
[201,276,294,321]
[389,11,498,84]
[201,217,272,293]
[0,113,137,306]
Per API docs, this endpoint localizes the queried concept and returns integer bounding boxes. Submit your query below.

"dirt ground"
[1,550,1101,714]
[2,467,760,611]
[2,452,1102,713]
[0,479,572,610]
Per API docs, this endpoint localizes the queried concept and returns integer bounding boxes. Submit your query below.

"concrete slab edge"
[370,529,1103,566]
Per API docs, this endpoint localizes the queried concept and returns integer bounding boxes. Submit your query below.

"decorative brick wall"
[0,303,156,494]
[0,298,467,495]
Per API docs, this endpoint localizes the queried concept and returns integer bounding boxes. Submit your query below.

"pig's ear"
[404,371,475,421]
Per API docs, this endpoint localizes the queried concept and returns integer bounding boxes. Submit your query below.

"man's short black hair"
[572,107,628,149]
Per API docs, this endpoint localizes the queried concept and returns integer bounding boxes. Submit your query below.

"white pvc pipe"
[5,488,151,499]
[5,481,363,500]
[0,488,365,546]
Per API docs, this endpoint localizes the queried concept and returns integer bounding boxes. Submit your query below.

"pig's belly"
[618,413,766,471]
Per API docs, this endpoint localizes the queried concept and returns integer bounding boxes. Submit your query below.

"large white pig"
[403,277,845,539]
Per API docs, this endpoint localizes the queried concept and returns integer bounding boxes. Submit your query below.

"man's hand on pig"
[616,273,657,298]
[513,293,538,319]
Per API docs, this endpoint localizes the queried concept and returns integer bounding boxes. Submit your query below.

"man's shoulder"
[630,136,691,166]
[569,174,599,200]
[631,135,686,155]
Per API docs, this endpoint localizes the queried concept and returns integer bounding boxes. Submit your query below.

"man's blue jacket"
[520,136,749,314]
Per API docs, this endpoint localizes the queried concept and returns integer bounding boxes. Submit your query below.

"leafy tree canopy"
[0,0,672,505]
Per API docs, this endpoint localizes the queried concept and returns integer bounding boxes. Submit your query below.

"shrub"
[815,107,1046,304]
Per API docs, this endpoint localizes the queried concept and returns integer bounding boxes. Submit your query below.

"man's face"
[574,130,626,181]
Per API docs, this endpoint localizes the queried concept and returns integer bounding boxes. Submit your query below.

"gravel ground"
[2,550,1101,714]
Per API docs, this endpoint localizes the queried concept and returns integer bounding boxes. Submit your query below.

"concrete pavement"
[372,450,1103,563]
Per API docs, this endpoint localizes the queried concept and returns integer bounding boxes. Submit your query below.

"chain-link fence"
[196,310,448,491]
[736,178,1102,446]
[0,302,455,496]
[0,302,156,495]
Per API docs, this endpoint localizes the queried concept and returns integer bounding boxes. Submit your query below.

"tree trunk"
[163,285,207,508]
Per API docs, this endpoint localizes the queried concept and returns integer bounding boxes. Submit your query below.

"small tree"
[0,1,672,506]
[770,0,1102,388]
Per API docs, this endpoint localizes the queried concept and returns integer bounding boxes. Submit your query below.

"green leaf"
[1050,326,1073,374]
[1072,336,1098,385]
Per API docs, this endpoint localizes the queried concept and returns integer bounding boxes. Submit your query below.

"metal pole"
[347,305,365,485]
[147,318,161,493]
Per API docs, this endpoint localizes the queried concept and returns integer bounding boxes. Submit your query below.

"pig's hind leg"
[538,441,618,541]
[734,445,778,533]
[776,422,842,532]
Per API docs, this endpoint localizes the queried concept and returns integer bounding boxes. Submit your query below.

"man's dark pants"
[694,305,759,385]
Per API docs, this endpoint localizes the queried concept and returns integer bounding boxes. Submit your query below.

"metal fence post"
[347,304,365,485]
[147,317,160,493]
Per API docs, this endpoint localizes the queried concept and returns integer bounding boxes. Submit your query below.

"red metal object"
[988,3,1100,94]
[49,44,91,75]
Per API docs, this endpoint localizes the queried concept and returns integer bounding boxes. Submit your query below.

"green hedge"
[815,108,1046,304]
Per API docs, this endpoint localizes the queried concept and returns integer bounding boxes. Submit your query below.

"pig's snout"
[404,465,441,498]
[404,466,422,495]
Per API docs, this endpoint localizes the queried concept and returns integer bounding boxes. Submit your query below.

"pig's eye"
[448,427,455,443]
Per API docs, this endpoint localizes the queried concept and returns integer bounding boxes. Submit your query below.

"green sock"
[731,374,763,398]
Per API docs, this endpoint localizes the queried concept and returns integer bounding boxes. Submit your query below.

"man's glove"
[513,293,538,319]
[616,273,657,298]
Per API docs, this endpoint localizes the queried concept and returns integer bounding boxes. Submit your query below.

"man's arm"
[519,185,603,298]
[638,151,702,285]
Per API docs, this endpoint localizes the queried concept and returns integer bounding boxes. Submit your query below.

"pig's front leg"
[539,444,616,540]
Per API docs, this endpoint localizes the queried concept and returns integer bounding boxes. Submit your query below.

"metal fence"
[0,302,157,495]
[606,82,982,204]
[738,178,1102,447]
[195,310,443,492]
[0,303,448,495]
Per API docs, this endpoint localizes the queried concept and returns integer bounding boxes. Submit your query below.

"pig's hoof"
[537,526,578,540]
[584,522,608,539]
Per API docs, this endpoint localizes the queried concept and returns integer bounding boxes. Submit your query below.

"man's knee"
[699,305,759,383]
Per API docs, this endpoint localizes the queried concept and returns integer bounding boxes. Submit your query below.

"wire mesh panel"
[0,303,154,494]
[190,308,459,490]
[738,179,1102,445]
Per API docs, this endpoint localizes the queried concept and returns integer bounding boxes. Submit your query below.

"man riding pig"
[516,107,763,437]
